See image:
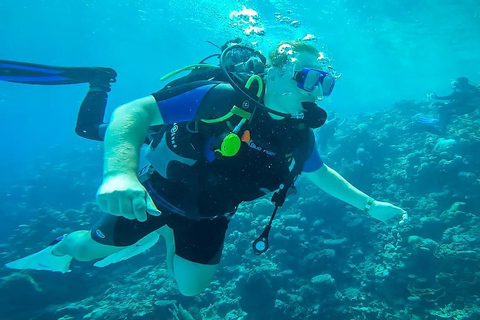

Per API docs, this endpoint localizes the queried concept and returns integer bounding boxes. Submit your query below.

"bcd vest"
[139,82,314,219]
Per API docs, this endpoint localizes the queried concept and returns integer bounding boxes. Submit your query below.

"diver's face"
[266,52,324,112]
[290,52,326,100]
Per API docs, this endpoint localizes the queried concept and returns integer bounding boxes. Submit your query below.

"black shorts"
[90,212,230,265]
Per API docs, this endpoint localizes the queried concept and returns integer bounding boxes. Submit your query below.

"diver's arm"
[305,165,370,210]
[97,96,163,221]
[432,92,456,100]
[305,165,407,223]
[103,95,163,177]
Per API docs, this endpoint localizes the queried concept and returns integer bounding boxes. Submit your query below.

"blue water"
[0,1,479,319]
[1,0,478,160]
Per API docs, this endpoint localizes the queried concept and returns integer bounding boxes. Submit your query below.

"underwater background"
[0,0,479,319]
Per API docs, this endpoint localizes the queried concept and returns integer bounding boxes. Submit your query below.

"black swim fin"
[0,59,117,86]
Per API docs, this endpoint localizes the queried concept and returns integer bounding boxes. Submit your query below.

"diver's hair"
[268,40,320,68]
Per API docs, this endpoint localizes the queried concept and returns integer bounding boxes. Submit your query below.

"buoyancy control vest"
[138,41,323,254]
[139,81,315,221]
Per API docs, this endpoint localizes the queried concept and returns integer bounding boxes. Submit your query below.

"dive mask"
[293,68,336,96]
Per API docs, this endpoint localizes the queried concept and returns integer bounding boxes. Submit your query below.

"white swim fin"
[94,232,160,268]
[5,244,72,274]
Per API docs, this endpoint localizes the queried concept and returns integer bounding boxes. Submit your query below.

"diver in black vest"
[3,40,407,296]
[418,77,480,134]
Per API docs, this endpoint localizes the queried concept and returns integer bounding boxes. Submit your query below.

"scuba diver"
[419,77,480,134]
[2,39,407,297]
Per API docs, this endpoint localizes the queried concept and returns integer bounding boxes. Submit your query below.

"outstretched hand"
[96,173,161,222]
[368,200,408,226]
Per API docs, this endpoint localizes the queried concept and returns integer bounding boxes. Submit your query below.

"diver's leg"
[165,214,229,296]
[4,229,123,273]
[0,60,115,141]
[156,224,218,292]
[59,211,169,261]
[75,89,109,141]
[437,104,453,132]
[156,220,218,296]
[75,69,117,141]
[0,60,115,85]
[53,230,123,261]
[0,60,116,141]
[5,213,168,273]
[173,255,219,296]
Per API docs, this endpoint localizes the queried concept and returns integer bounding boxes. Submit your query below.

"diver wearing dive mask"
[3,39,407,298]
[293,68,335,129]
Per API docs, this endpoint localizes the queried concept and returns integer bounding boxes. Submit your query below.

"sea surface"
[0,1,479,319]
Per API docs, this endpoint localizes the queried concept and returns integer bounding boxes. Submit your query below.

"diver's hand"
[96,173,161,222]
[428,93,438,100]
[368,200,408,225]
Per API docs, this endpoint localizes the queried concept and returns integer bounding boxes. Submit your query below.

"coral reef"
[1,98,479,319]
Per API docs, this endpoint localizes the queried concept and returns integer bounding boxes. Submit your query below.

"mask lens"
[321,74,335,96]
[303,70,321,92]
[294,69,336,96]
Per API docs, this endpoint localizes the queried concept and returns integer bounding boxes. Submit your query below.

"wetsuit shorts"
[90,212,229,265]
